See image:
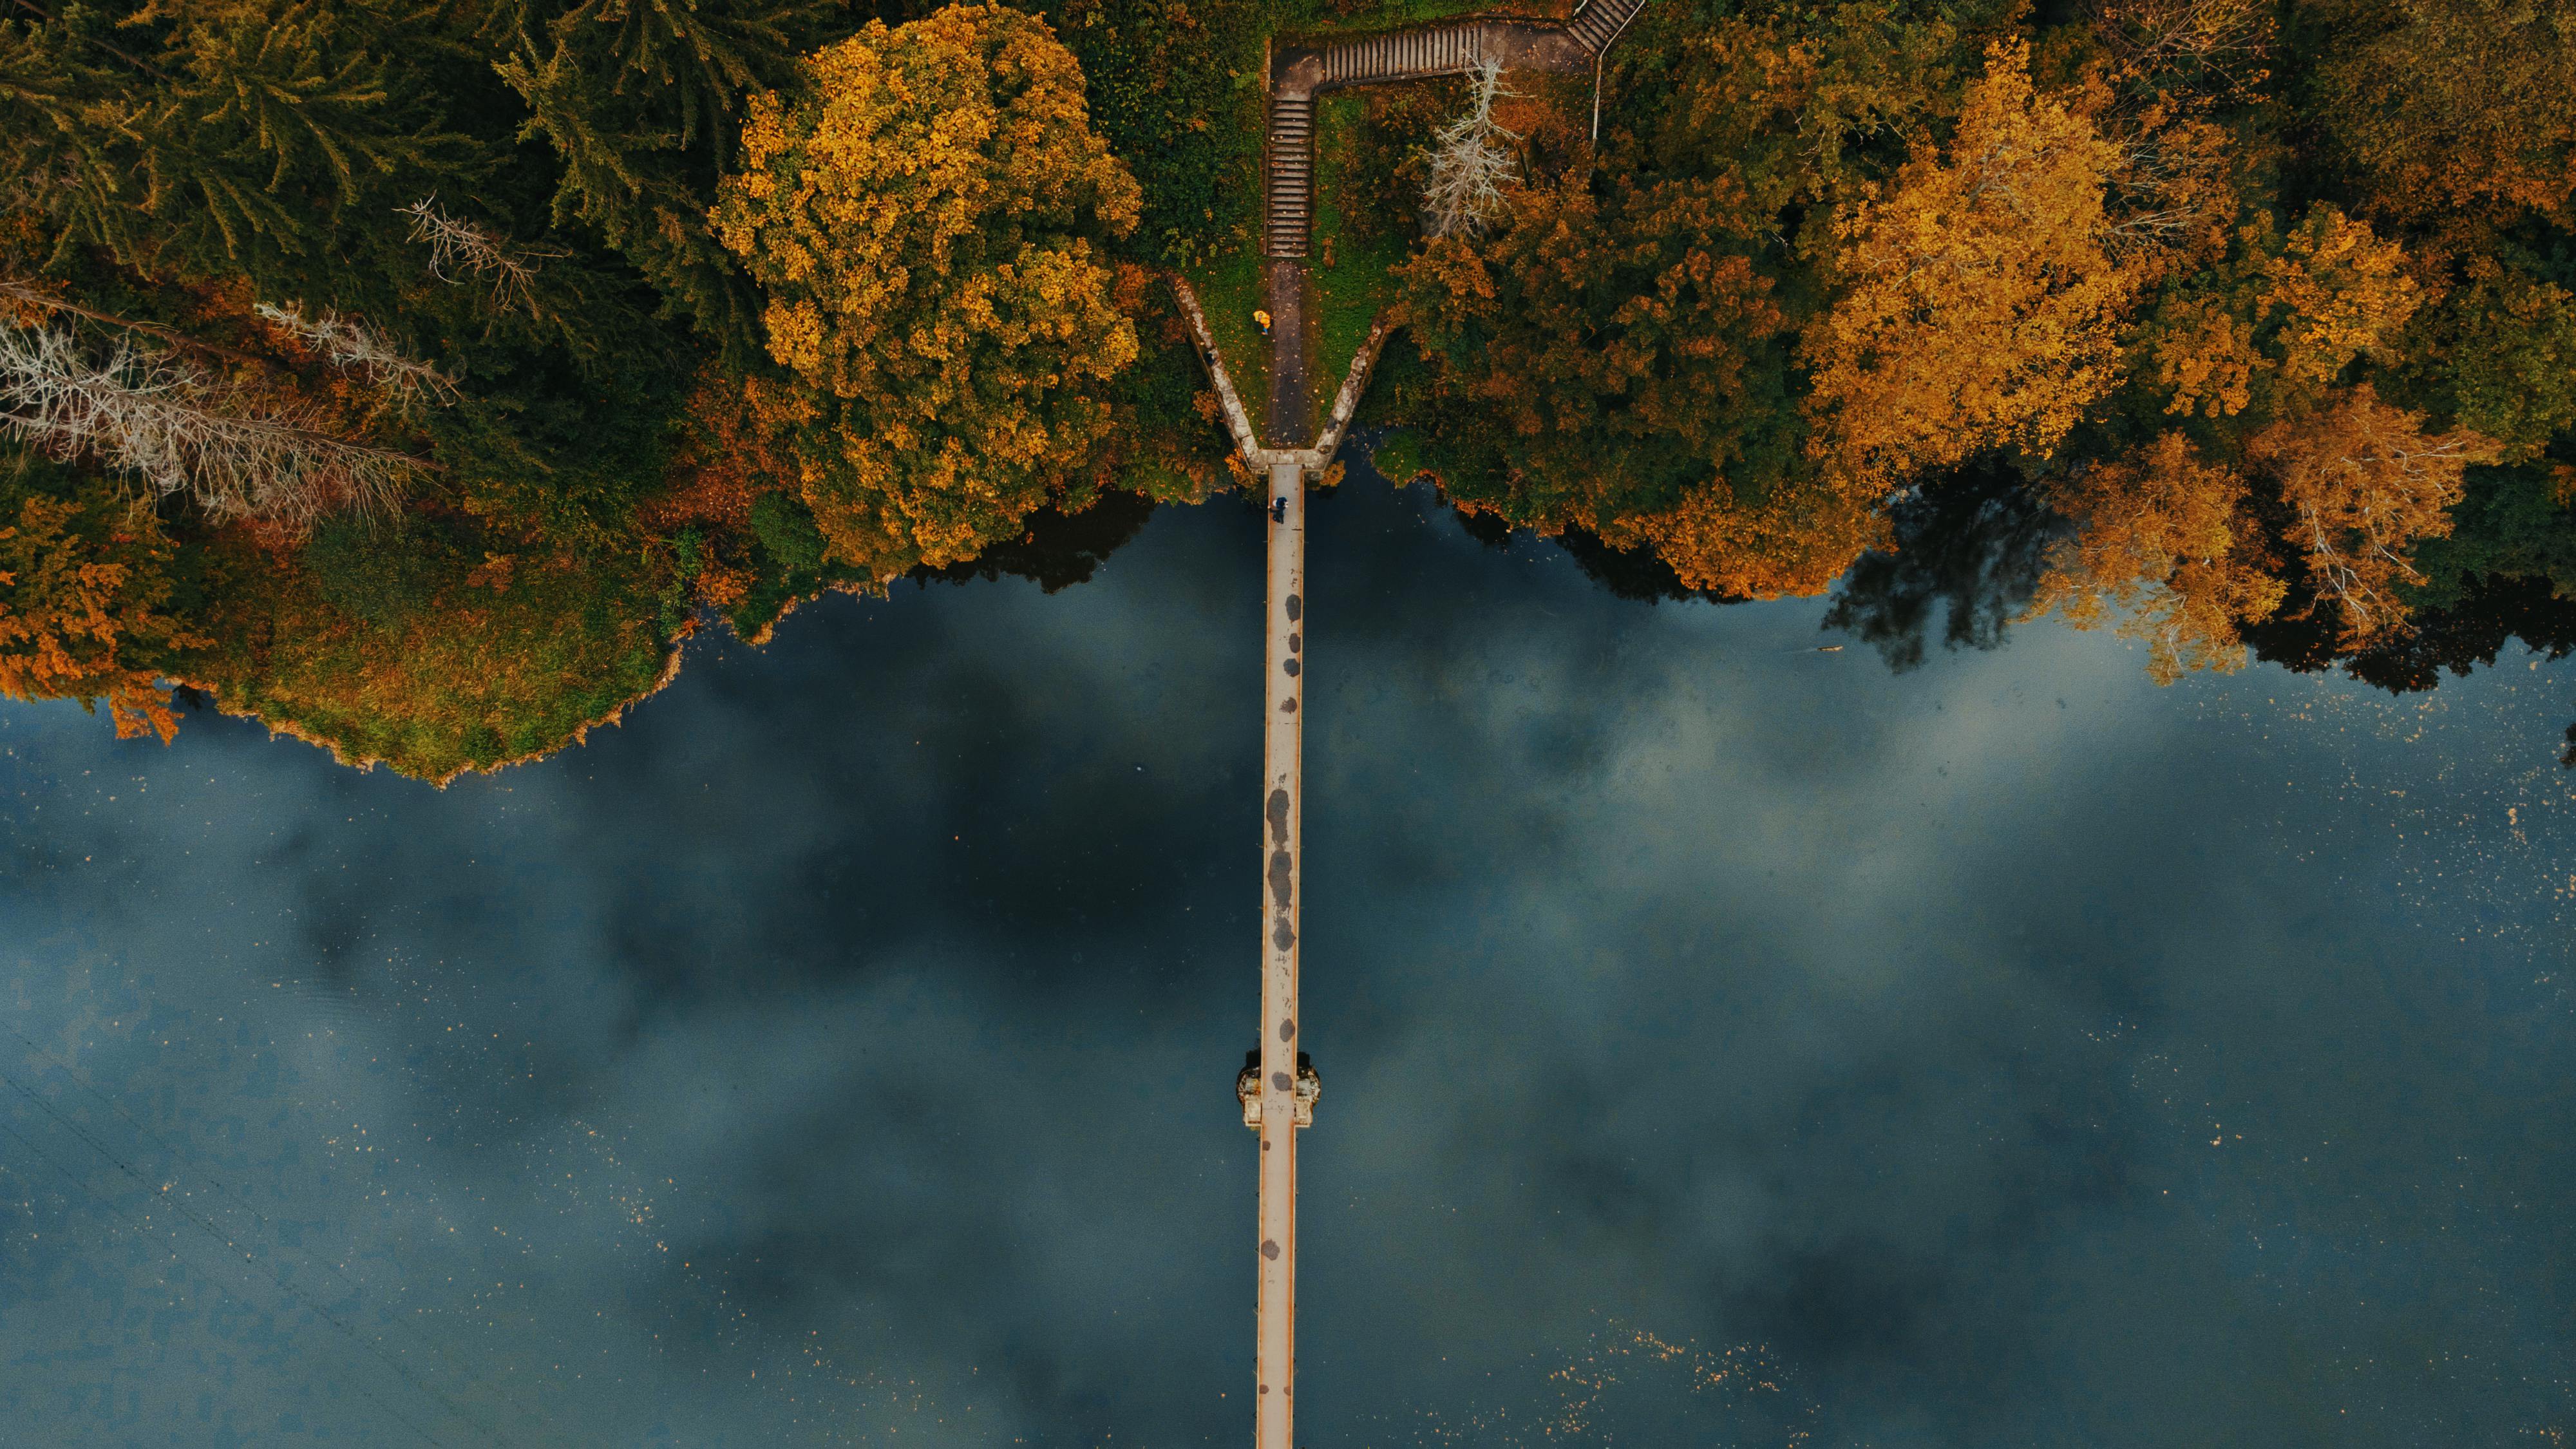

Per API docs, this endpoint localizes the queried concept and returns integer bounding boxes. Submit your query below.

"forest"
[2,0,2571,779]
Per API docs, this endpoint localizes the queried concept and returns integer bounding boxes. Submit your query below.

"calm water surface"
[4,480,2572,1446]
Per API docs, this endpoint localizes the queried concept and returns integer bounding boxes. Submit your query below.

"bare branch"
[2088,0,2274,99]
[0,325,428,530]
[253,301,459,415]
[0,276,280,372]
[398,196,554,315]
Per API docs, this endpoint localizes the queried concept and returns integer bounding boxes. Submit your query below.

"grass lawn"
[1311,91,1406,417]
[184,533,680,782]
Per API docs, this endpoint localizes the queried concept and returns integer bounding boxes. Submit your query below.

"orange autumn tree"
[1387,0,1981,600]
[2248,386,2497,643]
[1807,39,2136,488]
[2026,432,2283,683]
[711,4,1142,575]
[2142,203,2421,426]
[0,464,208,741]
[2133,201,2411,428]
[2116,204,2481,653]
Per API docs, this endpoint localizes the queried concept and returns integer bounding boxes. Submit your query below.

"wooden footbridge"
[1216,5,1651,1447]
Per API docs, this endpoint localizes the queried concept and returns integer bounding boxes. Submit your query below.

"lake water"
[5,478,2572,1446]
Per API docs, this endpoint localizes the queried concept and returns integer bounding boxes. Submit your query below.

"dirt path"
[1264,260,1311,442]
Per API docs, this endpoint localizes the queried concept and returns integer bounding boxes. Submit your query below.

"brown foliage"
[647,368,797,533]
[2248,385,2497,642]
[2087,0,2274,101]
[1404,182,1786,481]
[0,475,209,740]
[2306,0,2576,228]
[1399,174,1868,598]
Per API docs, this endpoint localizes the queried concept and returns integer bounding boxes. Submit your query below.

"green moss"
[303,516,467,630]
[1368,428,1428,482]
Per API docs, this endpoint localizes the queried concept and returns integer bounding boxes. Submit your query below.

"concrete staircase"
[1318,21,1493,86]
[1265,91,1314,259]
[1566,0,1648,54]
[1276,23,1497,257]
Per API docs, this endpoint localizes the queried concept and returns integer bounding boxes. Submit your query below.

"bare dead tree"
[0,276,279,370]
[253,301,459,416]
[1422,59,1522,241]
[0,325,428,529]
[398,195,553,314]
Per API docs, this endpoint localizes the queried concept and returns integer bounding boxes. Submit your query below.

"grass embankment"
[1367,426,1434,484]
[1180,0,1556,428]
[1186,244,1273,419]
[1188,90,1410,441]
[178,524,681,783]
[1176,0,1569,446]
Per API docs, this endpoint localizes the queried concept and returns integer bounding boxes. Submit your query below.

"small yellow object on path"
[1254,308,1273,335]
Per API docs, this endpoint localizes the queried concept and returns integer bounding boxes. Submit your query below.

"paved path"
[1246,8,1649,1448]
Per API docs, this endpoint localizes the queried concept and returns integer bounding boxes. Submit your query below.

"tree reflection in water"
[910,488,1162,595]
[1822,462,2069,671]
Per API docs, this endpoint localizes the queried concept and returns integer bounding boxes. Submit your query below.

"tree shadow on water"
[909,488,1160,594]
[2246,573,2576,692]
[1555,526,1752,605]
[1822,463,2070,671]
[2244,572,2576,767]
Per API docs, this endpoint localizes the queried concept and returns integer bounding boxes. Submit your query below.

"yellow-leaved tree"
[2145,204,2421,423]
[712,4,1142,574]
[1806,39,2134,487]
[2026,432,2283,684]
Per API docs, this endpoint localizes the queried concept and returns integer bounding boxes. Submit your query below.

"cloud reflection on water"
[3,479,2571,1446]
